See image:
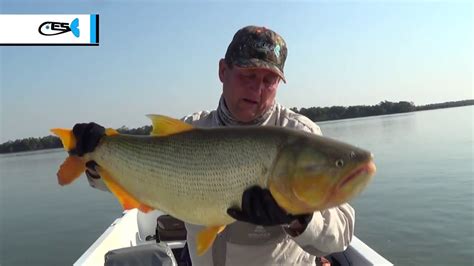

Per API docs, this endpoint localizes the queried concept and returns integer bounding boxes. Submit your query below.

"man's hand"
[72,122,105,156]
[85,161,101,179]
[85,161,110,192]
[227,186,312,235]
[71,123,110,191]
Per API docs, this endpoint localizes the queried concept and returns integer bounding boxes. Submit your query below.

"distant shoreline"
[0,148,64,157]
[1,99,472,154]
[290,99,473,123]
[315,102,472,124]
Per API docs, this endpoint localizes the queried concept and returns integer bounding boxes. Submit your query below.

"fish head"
[38,21,70,36]
[39,22,55,35]
[269,133,376,215]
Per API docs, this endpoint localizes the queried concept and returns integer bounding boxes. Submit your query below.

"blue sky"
[1,0,472,142]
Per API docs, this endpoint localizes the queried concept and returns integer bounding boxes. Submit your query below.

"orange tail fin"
[57,156,86,186]
[51,128,76,151]
[51,128,84,185]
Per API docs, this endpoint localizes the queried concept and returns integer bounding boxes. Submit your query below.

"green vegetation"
[0,135,62,153]
[117,125,152,135]
[291,99,473,122]
[291,100,416,122]
[1,99,472,154]
[0,136,62,153]
[415,99,473,111]
[0,126,152,154]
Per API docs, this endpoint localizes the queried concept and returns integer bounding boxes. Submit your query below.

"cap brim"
[235,59,286,83]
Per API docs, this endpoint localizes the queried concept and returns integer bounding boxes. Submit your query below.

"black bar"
[96,14,100,44]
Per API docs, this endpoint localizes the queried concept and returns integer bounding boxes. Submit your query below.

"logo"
[253,40,275,53]
[0,14,97,46]
[274,44,281,58]
[38,18,80,37]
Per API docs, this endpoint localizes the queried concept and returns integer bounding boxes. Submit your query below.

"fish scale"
[88,128,284,225]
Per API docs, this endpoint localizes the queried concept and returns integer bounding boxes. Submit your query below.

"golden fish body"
[87,128,283,225]
[52,115,376,255]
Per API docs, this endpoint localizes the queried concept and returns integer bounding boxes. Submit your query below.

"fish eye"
[350,151,356,159]
[335,159,344,168]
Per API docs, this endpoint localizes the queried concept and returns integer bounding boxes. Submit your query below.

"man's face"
[219,59,281,123]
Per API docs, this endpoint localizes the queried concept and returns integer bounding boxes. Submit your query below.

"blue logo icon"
[38,18,80,37]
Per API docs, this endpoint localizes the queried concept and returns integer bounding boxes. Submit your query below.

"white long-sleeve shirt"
[181,102,355,266]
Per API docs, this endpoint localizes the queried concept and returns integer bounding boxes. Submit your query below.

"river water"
[1,106,472,265]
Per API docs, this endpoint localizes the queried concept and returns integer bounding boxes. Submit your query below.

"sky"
[0,0,472,142]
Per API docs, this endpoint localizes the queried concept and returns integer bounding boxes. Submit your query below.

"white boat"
[74,209,393,265]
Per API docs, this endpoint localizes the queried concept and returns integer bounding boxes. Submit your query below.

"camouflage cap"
[224,26,288,83]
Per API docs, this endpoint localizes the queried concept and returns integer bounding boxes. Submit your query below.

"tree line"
[291,99,473,122]
[1,99,472,154]
[0,126,152,154]
[415,99,473,111]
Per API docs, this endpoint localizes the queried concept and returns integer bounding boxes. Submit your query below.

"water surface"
[1,106,472,265]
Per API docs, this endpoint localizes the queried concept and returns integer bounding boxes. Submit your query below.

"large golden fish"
[51,115,376,255]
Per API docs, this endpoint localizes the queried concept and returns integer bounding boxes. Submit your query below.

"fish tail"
[51,128,76,152]
[51,128,85,185]
[50,127,119,186]
[56,155,86,186]
[70,18,80,38]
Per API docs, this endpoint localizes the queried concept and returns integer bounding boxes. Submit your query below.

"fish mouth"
[338,161,376,189]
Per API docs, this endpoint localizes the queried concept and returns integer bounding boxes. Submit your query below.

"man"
[77,26,354,265]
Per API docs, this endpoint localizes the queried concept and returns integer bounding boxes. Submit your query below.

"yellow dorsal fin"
[57,156,85,186]
[97,167,154,213]
[146,114,194,137]
[105,128,120,136]
[196,225,226,256]
[51,128,76,151]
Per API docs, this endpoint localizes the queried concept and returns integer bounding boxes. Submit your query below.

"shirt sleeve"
[281,112,323,136]
[290,204,355,256]
[180,111,211,126]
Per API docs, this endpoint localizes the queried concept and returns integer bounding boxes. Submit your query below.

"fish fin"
[70,18,80,37]
[51,128,76,151]
[97,168,153,213]
[146,114,194,137]
[105,128,120,136]
[138,204,154,213]
[70,18,79,28]
[196,225,226,256]
[57,156,85,186]
[291,174,330,211]
[268,181,312,215]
